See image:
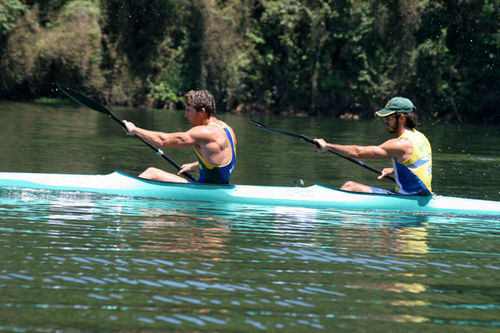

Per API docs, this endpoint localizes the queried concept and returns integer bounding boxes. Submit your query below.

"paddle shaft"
[249,120,396,183]
[57,84,196,181]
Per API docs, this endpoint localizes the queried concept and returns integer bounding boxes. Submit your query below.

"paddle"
[57,83,196,181]
[249,119,396,182]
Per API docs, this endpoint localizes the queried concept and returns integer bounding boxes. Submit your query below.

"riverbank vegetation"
[0,0,497,123]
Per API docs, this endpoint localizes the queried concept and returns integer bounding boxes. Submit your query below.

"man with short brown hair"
[123,90,236,184]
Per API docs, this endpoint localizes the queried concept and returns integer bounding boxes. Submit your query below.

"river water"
[0,101,499,331]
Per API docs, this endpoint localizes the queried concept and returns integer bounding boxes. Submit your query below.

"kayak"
[0,170,499,216]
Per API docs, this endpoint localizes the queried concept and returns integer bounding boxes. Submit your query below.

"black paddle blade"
[57,83,125,127]
[249,119,299,138]
[56,83,196,181]
[57,83,111,116]
[249,119,314,143]
[248,119,266,129]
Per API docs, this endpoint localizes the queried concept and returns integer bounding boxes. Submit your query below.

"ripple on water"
[0,188,499,331]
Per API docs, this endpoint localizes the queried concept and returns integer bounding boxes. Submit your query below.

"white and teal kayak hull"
[0,170,499,216]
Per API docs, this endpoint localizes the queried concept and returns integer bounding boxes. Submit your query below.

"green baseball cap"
[376,97,414,117]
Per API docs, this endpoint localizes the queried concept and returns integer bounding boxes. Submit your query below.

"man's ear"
[199,107,206,115]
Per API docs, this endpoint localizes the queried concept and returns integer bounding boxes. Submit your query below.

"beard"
[386,116,400,133]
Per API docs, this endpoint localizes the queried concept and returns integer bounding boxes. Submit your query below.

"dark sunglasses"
[384,113,398,120]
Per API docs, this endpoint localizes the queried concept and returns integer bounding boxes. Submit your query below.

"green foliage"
[0,0,26,36]
[146,43,186,108]
[0,0,497,123]
[0,0,104,97]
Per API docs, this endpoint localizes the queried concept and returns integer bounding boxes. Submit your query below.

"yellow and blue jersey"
[393,129,432,195]
[192,121,236,184]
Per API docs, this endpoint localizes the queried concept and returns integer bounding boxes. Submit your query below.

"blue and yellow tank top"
[393,129,432,196]
[192,121,236,184]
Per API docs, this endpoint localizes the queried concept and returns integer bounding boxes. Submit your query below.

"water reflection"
[1,187,499,331]
[138,212,231,257]
[2,187,434,258]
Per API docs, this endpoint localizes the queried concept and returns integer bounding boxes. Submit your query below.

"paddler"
[314,97,432,195]
[123,89,236,184]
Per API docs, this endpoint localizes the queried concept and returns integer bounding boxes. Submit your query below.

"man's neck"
[201,116,217,126]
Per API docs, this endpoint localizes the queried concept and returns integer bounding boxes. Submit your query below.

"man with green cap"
[314,97,432,196]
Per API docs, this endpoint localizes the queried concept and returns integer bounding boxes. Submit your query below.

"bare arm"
[177,161,199,175]
[123,121,207,148]
[378,167,394,179]
[314,138,410,162]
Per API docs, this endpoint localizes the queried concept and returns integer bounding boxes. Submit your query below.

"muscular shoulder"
[379,137,412,160]
[190,122,233,143]
[187,125,216,143]
[382,137,412,148]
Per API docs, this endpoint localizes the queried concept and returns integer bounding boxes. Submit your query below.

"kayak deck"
[0,170,499,216]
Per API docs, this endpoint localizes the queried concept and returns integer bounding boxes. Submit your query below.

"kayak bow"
[0,171,499,216]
